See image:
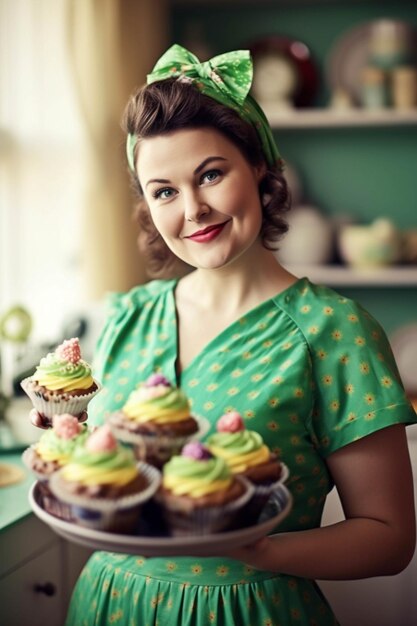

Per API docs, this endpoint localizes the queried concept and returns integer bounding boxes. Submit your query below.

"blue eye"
[201,169,221,184]
[153,187,175,200]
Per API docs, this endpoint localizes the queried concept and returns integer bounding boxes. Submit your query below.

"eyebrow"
[145,156,227,188]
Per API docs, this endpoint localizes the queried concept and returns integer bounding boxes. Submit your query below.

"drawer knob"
[34,582,57,596]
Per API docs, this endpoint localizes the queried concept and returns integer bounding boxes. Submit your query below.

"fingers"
[29,409,88,429]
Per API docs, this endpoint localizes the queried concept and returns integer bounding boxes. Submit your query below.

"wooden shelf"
[263,108,417,129]
[284,265,417,287]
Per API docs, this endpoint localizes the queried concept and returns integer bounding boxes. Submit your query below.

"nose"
[183,189,210,223]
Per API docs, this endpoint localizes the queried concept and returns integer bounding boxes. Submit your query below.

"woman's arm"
[225,424,416,580]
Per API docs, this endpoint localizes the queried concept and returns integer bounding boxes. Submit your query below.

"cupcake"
[22,413,90,520]
[207,412,288,520]
[49,425,161,532]
[155,442,254,536]
[109,373,207,468]
[21,337,101,425]
[22,413,89,481]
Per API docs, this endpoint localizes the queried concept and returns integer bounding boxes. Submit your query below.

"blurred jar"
[276,205,334,266]
[391,66,417,109]
[369,20,414,70]
[361,66,389,108]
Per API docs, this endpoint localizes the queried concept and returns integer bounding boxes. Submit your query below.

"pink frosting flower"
[145,373,171,388]
[52,413,83,439]
[217,411,245,433]
[86,425,117,453]
[56,337,81,364]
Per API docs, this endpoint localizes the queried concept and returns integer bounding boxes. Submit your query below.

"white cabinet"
[0,515,93,626]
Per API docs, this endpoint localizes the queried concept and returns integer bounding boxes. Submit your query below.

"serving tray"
[29,481,292,557]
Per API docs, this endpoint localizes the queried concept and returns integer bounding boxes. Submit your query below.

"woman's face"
[136,127,265,271]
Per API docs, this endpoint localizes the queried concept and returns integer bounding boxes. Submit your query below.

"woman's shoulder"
[278,277,384,342]
[106,278,177,315]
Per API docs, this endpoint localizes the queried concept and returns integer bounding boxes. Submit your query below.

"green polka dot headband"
[126,43,283,172]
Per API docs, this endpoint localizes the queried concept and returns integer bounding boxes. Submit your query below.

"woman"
[65,45,416,625]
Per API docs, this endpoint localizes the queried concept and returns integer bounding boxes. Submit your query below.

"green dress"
[66,277,416,626]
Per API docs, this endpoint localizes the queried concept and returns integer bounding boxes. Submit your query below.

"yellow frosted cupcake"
[21,337,101,425]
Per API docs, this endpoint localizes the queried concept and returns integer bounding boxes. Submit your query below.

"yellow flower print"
[244,410,255,419]
[258,322,267,330]
[321,436,330,447]
[295,483,305,494]
[288,578,298,590]
[150,593,164,608]
[372,330,380,340]
[242,351,253,360]
[154,348,165,356]
[232,333,241,341]
[227,387,240,396]
[191,564,203,575]
[365,411,376,420]
[114,393,124,403]
[364,392,375,405]
[291,608,302,619]
[120,359,131,369]
[239,317,247,325]
[206,383,219,391]
[256,589,265,600]
[289,414,299,424]
[323,306,334,315]
[216,565,229,576]
[165,561,177,572]
[300,304,311,313]
[102,580,110,592]
[345,383,354,394]
[308,325,319,335]
[308,496,317,506]
[139,349,148,357]
[111,589,120,598]
[347,412,357,422]
[290,435,300,445]
[316,349,327,360]
[381,376,393,388]
[347,313,359,322]
[208,612,216,623]
[377,352,385,362]
[248,390,260,400]
[124,342,134,351]
[104,373,112,381]
[251,373,264,382]
[340,354,349,365]
[331,329,343,341]
[329,399,340,411]
[188,379,199,387]
[267,420,279,431]
[204,401,215,411]
[167,598,173,610]
[219,345,230,353]
[296,454,306,464]
[272,376,283,385]
[280,359,292,370]
[263,340,273,348]
[244,565,254,575]
[355,336,366,347]
[264,619,273,626]
[294,388,304,398]
[136,558,145,567]
[210,363,222,372]
[322,374,333,386]
[282,342,293,350]
[268,397,279,407]
[302,590,311,602]
[231,369,243,378]
[260,356,272,365]
[109,610,123,623]
[133,592,139,606]
[360,362,370,374]
[117,377,129,386]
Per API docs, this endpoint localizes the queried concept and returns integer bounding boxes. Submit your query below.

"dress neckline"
[170,276,308,384]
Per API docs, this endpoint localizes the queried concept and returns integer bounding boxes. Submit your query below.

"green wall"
[170,1,417,337]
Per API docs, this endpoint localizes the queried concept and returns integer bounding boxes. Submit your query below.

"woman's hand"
[29,408,88,429]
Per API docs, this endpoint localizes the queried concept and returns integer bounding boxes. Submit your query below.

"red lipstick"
[185,221,229,243]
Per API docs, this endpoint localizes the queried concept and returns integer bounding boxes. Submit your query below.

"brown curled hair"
[122,78,291,278]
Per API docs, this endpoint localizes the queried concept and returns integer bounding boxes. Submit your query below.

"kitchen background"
[0,1,416,624]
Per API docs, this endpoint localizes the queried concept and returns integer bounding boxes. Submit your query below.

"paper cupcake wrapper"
[244,462,290,524]
[157,475,255,536]
[20,377,102,423]
[108,415,211,467]
[21,446,58,482]
[48,462,161,531]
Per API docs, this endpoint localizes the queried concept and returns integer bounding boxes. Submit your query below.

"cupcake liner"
[48,462,161,532]
[243,462,290,524]
[20,377,102,424]
[21,446,57,482]
[156,475,255,536]
[108,415,210,468]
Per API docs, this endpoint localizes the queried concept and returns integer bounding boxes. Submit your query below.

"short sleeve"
[304,296,416,456]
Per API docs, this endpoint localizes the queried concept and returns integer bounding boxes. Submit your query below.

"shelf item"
[263,107,417,128]
[29,481,292,557]
[248,35,319,109]
[284,265,417,287]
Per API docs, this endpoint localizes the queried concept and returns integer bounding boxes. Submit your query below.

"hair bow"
[126,44,282,172]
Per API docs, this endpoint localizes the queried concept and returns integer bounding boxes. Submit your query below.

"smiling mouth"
[185,221,230,242]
